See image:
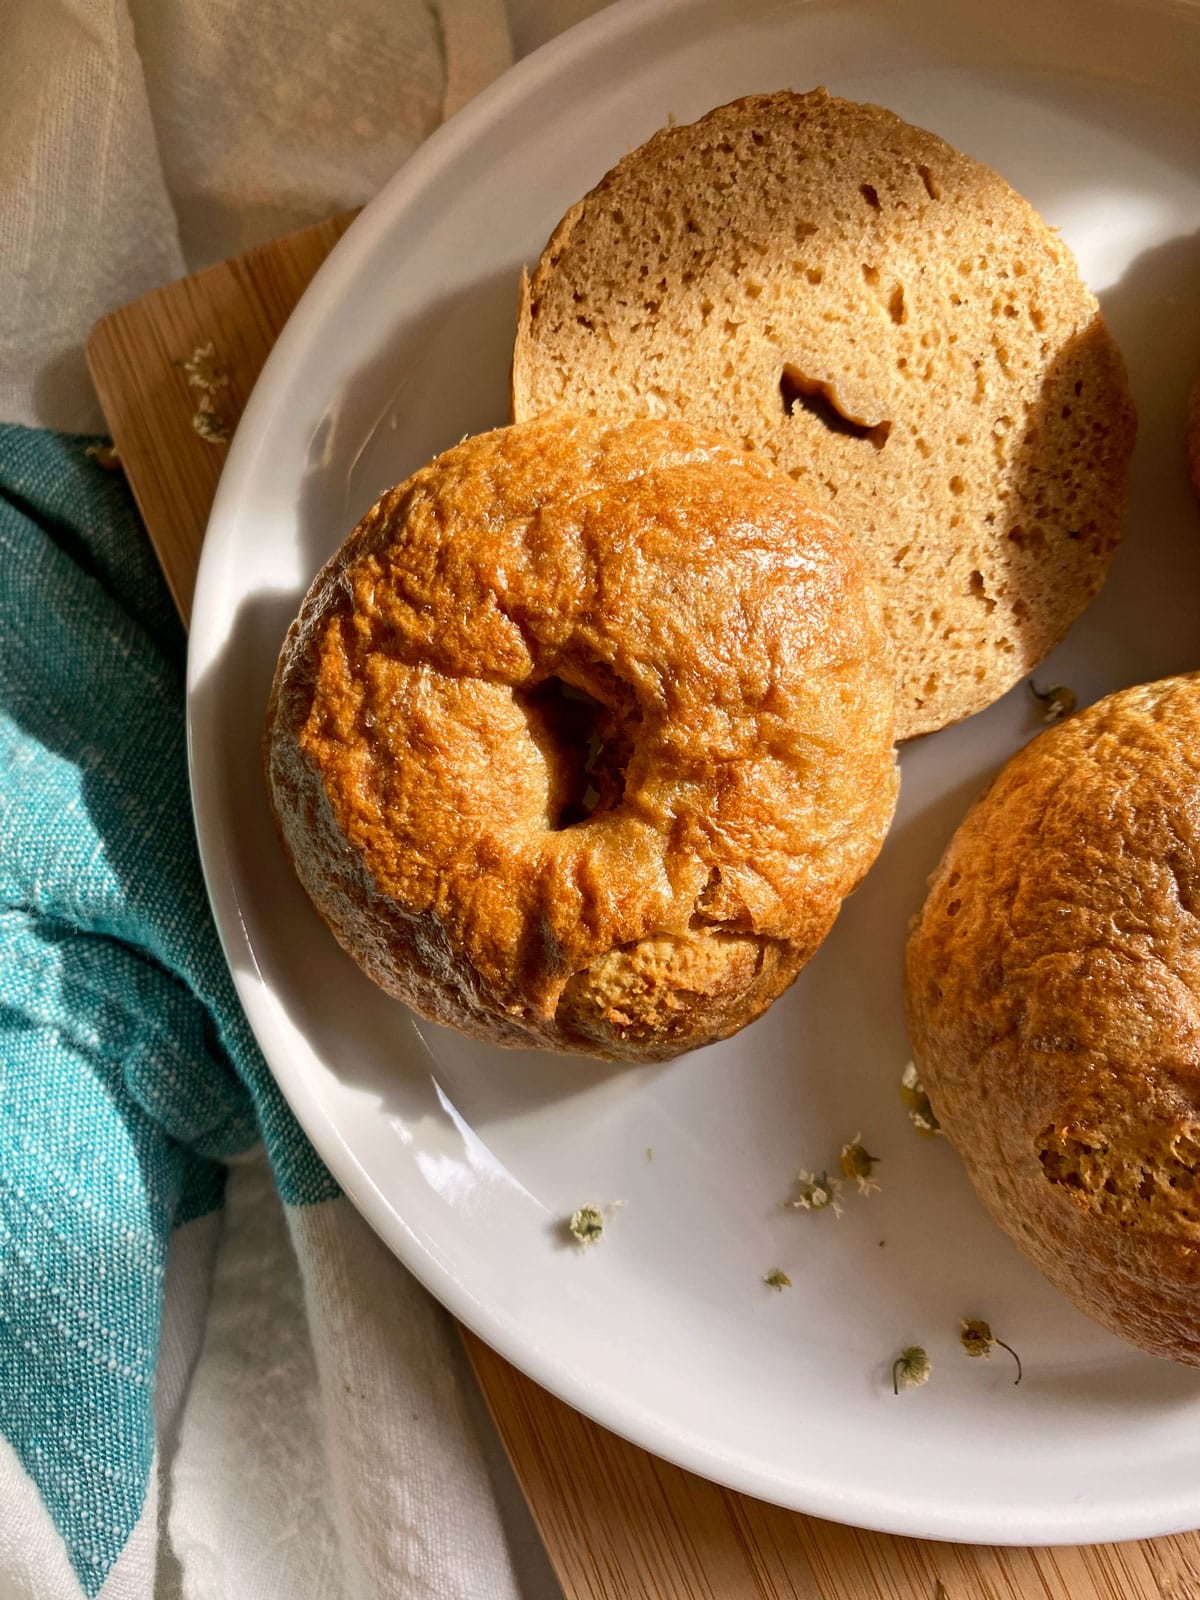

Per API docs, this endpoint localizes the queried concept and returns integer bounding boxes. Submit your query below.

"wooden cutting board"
[87,216,1200,1600]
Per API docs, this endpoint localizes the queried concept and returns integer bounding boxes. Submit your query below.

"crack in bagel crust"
[266,413,898,1061]
[905,673,1200,1363]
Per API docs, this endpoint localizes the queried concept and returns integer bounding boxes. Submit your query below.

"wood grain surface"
[86,211,357,621]
[86,213,1198,1600]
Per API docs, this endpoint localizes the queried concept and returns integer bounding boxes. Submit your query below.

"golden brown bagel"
[266,412,898,1061]
[906,674,1200,1363]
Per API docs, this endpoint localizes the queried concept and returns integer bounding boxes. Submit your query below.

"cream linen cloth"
[0,0,607,1595]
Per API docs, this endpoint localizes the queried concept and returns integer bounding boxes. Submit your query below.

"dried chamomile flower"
[839,1134,881,1195]
[892,1345,931,1394]
[192,397,231,444]
[763,1268,792,1291]
[177,343,234,444]
[178,341,230,392]
[1029,679,1077,724]
[567,1204,605,1248]
[84,440,121,471]
[791,1169,843,1217]
[960,1317,1023,1385]
[900,1061,942,1137]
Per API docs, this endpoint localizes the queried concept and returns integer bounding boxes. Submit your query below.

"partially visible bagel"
[513,88,1136,740]
[906,674,1200,1364]
[265,412,898,1062]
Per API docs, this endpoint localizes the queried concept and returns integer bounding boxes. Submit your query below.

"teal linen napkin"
[0,423,336,1593]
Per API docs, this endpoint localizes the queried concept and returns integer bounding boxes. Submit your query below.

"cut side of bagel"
[512,89,1137,739]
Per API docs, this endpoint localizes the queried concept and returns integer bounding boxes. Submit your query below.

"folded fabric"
[0,425,557,1598]
[0,1,609,1591]
[0,0,512,433]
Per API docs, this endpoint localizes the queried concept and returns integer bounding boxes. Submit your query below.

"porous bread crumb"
[513,89,1135,739]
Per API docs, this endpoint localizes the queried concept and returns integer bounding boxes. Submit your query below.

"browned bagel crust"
[266,413,898,1061]
[906,674,1200,1362]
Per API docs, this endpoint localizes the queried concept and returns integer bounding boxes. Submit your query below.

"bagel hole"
[779,364,892,449]
[515,676,630,830]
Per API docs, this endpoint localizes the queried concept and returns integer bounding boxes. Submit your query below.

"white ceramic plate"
[189,0,1200,1545]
